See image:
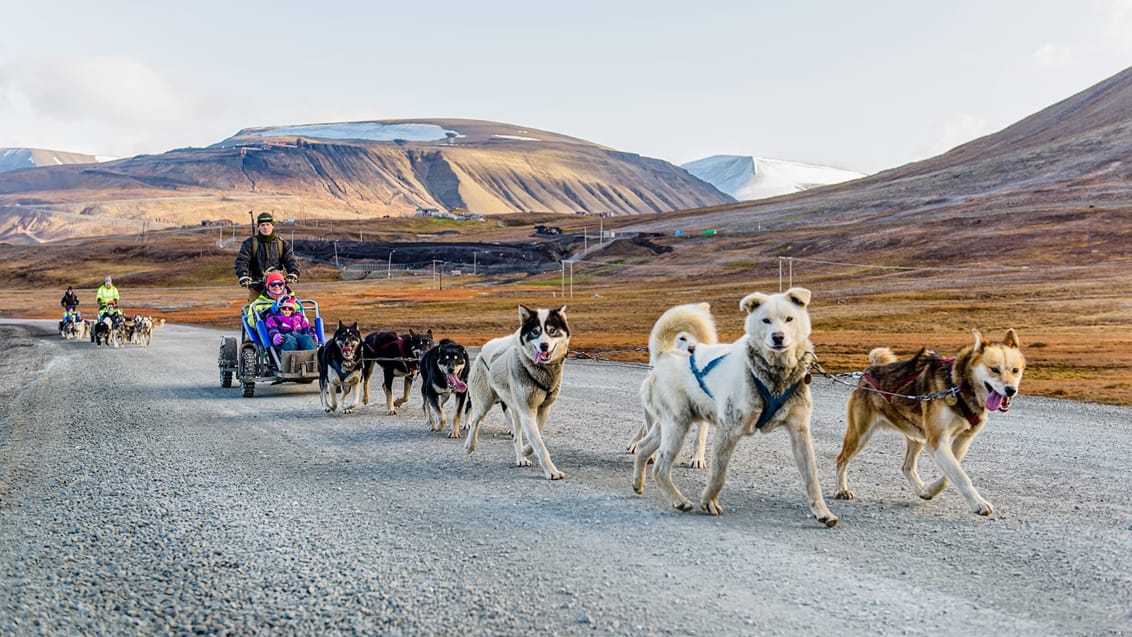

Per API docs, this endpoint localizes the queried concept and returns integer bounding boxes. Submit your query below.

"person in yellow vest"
[95,276,120,320]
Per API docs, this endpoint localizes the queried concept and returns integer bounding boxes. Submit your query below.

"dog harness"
[689,351,800,430]
[860,358,982,426]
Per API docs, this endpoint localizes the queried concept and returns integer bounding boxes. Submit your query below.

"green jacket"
[96,284,119,307]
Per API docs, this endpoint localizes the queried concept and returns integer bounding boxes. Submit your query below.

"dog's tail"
[868,347,897,365]
[648,302,718,363]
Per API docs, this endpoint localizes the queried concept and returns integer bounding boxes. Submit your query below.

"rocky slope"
[0,119,730,244]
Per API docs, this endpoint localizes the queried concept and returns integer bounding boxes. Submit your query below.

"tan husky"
[834,329,1025,516]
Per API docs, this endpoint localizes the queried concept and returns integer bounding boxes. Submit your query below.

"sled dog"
[632,289,838,526]
[361,329,435,415]
[464,305,571,480]
[419,338,471,437]
[834,329,1025,516]
[318,321,364,414]
[629,306,714,468]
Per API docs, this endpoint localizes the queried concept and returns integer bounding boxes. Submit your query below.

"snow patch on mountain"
[682,155,865,201]
[250,122,463,143]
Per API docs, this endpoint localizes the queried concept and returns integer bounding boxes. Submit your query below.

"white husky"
[632,289,838,527]
[464,306,572,480]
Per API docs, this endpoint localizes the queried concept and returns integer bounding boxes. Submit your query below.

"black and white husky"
[419,338,470,437]
[318,321,364,414]
[464,305,571,480]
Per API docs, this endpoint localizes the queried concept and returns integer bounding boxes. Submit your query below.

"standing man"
[234,212,300,302]
[95,276,119,315]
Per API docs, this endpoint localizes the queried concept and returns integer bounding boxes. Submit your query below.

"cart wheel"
[240,347,258,398]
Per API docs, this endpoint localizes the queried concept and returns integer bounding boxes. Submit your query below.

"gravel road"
[1,320,1130,636]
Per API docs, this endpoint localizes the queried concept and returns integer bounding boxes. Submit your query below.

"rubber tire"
[221,370,233,388]
[240,347,258,397]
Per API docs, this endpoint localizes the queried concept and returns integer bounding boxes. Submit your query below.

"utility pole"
[334,241,339,269]
[387,249,397,278]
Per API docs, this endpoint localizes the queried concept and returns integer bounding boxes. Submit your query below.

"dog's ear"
[519,305,534,322]
[427,328,433,338]
[409,328,416,337]
[351,322,359,331]
[554,305,567,315]
[1003,328,1020,348]
[739,292,769,314]
[971,328,984,350]
[785,287,812,308]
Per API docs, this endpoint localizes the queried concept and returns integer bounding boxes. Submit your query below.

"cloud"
[926,113,989,157]
[0,55,192,126]
[1031,42,1074,70]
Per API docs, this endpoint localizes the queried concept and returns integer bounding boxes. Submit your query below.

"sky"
[1,1,1130,174]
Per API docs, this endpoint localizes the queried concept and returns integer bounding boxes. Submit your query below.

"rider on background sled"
[95,276,120,320]
[60,286,81,331]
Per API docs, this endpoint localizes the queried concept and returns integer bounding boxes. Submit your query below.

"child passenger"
[264,296,317,351]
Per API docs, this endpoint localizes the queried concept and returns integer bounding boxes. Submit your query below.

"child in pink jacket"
[264,296,317,351]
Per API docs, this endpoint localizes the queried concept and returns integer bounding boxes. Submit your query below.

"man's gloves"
[272,333,285,346]
[238,276,252,288]
[285,273,299,285]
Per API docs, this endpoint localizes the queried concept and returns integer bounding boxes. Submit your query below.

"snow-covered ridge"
[682,155,865,201]
[250,122,463,142]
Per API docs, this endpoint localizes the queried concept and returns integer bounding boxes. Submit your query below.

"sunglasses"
[281,307,295,313]
[268,281,286,288]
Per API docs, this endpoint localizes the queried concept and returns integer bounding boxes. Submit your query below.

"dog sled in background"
[834,329,1025,516]
[92,311,125,348]
[218,291,325,397]
[632,290,839,527]
[361,329,435,415]
[59,307,83,340]
[464,305,572,480]
[419,338,470,437]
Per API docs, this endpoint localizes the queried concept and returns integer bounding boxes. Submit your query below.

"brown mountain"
[0,119,731,244]
[622,65,1132,267]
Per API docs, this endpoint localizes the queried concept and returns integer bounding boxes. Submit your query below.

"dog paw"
[343,408,354,415]
[516,458,533,468]
[971,500,993,516]
[674,499,695,513]
[323,407,335,413]
[687,459,706,469]
[818,514,840,528]
[834,489,855,500]
[632,478,645,494]
[446,430,461,439]
[701,499,725,516]
[386,409,397,416]
[394,398,408,407]
[546,470,565,480]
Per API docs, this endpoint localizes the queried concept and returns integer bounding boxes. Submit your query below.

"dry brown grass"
[3,218,1129,407]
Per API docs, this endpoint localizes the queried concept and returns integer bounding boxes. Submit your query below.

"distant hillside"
[681,155,865,201]
[618,64,1132,271]
[0,119,732,244]
[0,148,98,173]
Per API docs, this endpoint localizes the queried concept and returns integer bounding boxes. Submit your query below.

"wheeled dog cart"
[218,298,325,397]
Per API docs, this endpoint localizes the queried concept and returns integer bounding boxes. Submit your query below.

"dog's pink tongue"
[985,390,1004,411]
[447,373,467,392]
[533,348,550,364]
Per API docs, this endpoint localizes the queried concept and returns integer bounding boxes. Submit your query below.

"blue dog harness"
[689,350,801,430]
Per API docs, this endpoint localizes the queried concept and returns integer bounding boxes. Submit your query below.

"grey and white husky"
[464,305,571,480]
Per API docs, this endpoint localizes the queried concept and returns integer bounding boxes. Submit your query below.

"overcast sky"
[2,1,1130,173]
